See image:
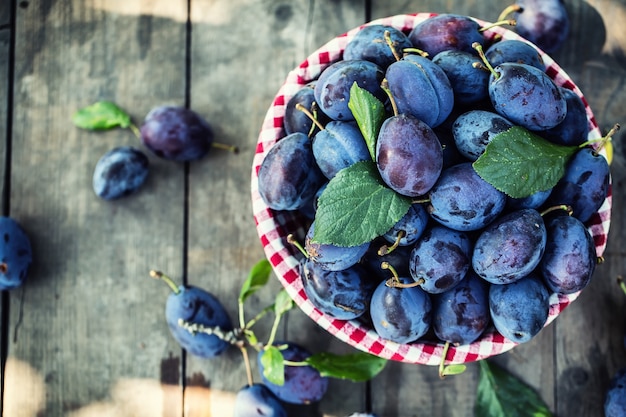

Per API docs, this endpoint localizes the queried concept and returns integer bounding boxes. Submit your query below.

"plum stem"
[380,79,399,117]
[287,234,309,258]
[211,142,240,154]
[497,4,523,22]
[438,341,451,378]
[240,346,254,386]
[479,19,517,33]
[472,42,499,79]
[295,103,326,135]
[384,30,403,62]
[129,123,141,139]
[402,47,429,58]
[580,123,620,154]
[150,270,180,295]
[540,205,573,217]
[382,262,424,288]
[245,304,275,330]
[618,276,626,296]
[378,230,406,256]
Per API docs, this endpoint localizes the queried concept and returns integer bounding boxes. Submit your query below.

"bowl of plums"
[251,12,612,367]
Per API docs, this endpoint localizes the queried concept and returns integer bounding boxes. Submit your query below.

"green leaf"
[348,82,386,161]
[313,161,412,247]
[472,126,578,198]
[441,364,467,377]
[273,289,295,316]
[72,101,133,130]
[475,360,553,417]
[305,351,387,382]
[261,346,285,386]
[238,259,272,303]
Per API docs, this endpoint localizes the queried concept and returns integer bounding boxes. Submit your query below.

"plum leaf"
[348,82,386,161]
[260,346,285,386]
[72,101,133,131]
[313,161,412,247]
[473,126,578,198]
[305,351,387,382]
[475,360,552,417]
[238,259,272,303]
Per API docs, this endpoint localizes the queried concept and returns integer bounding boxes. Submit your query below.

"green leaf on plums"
[475,360,553,417]
[441,364,467,377]
[348,82,386,162]
[473,126,578,199]
[261,346,285,386]
[274,289,295,316]
[239,259,272,303]
[314,161,412,247]
[72,101,133,131]
[305,351,387,382]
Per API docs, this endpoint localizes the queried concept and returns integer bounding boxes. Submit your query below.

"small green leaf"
[475,360,553,417]
[239,259,272,303]
[305,351,387,381]
[243,329,258,346]
[472,126,578,198]
[261,346,285,386]
[273,289,295,316]
[441,364,467,377]
[348,82,386,161]
[314,161,412,247]
[72,101,133,131]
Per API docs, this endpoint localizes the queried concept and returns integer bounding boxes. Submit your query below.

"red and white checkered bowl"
[251,13,611,365]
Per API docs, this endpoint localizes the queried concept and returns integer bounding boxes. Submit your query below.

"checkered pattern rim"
[250,13,611,365]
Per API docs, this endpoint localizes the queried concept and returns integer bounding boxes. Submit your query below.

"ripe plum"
[427,162,506,231]
[484,39,545,71]
[512,0,570,53]
[452,110,514,161]
[305,222,370,271]
[605,367,626,417]
[540,87,589,146]
[233,384,287,417]
[489,273,550,343]
[472,208,547,285]
[258,342,329,404]
[92,146,149,200]
[369,277,432,344]
[382,203,430,247]
[409,225,472,294]
[258,132,326,211]
[432,50,490,106]
[376,114,443,197]
[312,121,370,179]
[343,24,413,69]
[0,217,32,290]
[408,14,486,57]
[540,214,596,294]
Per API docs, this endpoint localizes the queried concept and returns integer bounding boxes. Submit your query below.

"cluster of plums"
[257,13,609,351]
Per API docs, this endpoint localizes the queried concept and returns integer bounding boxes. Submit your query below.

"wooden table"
[1,0,625,416]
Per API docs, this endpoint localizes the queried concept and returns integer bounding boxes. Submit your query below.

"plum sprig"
[177,259,387,387]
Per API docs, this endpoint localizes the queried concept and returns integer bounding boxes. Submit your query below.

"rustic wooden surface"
[1,0,625,416]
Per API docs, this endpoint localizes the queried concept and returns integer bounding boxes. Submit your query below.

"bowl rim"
[251,12,612,365]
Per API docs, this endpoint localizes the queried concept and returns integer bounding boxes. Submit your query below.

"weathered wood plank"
[0,20,9,417]
[6,1,188,415]
[184,1,367,416]
[0,0,11,28]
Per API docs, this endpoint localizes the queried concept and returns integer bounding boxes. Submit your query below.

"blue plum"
[258,342,329,404]
[431,271,490,345]
[408,14,486,57]
[540,87,589,146]
[605,367,626,417]
[409,225,472,294]
[472,208,547,285]
[546,146,610,223]
[488,63,567,131]
[140,105,215,161]
[506,188,552,210]
[163,281,233,358]
[343,24,413,69]
[300,258,376,320]
[233,384,287,417]
[362,238,412,280]
[305,222,370,271]
[385,54,454,128]
[258,132,326,211]
[427,162,506,231]
[376,114,443,197]
[0,216,33,290]
[489,273,550,343]
[540,214,596,294]
[314,59,386,121]
[451,110,513,161]
[432,50,490,106]
[284,82,328,136]
[92,146,149,200]
[369,277,432,344]
[382,203,430,247]
[484,39,545,71]
[512,0,570,54]
[312,121,370,179]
